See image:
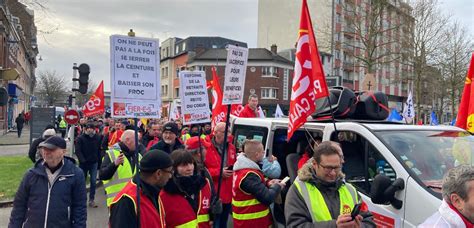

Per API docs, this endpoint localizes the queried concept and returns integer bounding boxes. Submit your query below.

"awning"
[0,68,20,80]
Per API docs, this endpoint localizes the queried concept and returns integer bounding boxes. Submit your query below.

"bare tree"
[342,0,411,74]
[438,21,473,118]
[409,0,449,121]
[35,70,68,106]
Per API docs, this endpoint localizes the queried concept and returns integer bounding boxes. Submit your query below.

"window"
[262,66,277,77]
[182,42,186,51]
[330,131,397,195]
[166,47,169,57]
[261,88,278,99]
[174,87,180,98]
[197,66,206,71]
[232,125,269,153]
[175,45,179,54]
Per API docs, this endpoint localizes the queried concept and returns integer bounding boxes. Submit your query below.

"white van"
[230,117,474,227]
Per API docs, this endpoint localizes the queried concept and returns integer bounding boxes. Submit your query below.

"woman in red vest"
[160,149,213,227]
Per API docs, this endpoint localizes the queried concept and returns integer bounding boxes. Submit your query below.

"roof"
[189,48,293,65]
[175,36,247,56]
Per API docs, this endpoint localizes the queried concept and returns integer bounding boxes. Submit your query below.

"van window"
[232,124,268,153]
[331,131,396,195]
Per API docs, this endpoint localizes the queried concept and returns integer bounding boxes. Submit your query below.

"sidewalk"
[0,126,30,145]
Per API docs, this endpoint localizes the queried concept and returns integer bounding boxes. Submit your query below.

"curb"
[0,143,29,146]
[0,181,103,208]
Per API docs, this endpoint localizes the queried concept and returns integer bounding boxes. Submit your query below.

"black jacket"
[75,133,101,164]
[28,137,45,163]
[163,171,208,213]
[99,142,138,181]
[149,139,184,154]
[9,157,86,228]
[233,154,281,206]
[15,116,25,128]
[109,175,161,228]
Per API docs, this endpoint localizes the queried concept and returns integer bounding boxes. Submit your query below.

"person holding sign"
[99,130,142,207]
[238,94,259,118]
[204,122,236,228]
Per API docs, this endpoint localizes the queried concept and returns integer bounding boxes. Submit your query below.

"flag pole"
[134,118,141,228]
[216,104,231,200]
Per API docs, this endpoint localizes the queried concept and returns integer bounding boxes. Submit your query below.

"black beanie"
[140,150,173,172]
[163,122,179,135]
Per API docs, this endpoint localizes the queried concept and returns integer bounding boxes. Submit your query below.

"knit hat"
[140,149,173,172]
[163,122,179,135]
[42,129,56,138]
[185,136,210,150]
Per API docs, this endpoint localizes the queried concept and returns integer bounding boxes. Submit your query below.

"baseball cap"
[39,136,67,150]
[186,136,210,150]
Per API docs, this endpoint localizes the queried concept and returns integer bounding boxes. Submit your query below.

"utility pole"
[68,63,78,156]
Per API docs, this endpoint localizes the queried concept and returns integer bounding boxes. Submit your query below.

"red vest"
[160,179,212,228]
[232,168,272,228]
[111,181,165,228]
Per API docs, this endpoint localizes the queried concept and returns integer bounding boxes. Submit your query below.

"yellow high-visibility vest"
[294,178,359,222]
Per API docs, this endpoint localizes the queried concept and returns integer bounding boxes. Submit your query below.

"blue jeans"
[79,162,97,201]
[214,203,231,228]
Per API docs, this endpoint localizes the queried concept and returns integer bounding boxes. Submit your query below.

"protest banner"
[179,71,211,125]
[110,34,161,118]
[222,45,248,105]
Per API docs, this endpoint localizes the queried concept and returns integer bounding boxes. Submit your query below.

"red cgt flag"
[455,52,474,133]
[82,81,105,117]
[288,0,329,140]
[210,67,227,128]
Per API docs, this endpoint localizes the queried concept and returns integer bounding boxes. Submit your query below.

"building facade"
[257,0,414,110]
[187,46,294,115]
[0,0,38,133]
[159,36,247,106]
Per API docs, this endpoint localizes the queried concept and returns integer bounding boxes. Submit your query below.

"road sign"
[30,107,55,146]
[64,109,80,125]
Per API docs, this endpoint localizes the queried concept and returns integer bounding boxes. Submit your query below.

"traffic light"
[68,94,73,107]
[77,63,90,94]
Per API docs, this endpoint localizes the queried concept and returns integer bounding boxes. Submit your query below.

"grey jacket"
[285,159,376,228]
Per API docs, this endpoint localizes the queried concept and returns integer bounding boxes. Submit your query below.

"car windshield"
[376,130,474,192]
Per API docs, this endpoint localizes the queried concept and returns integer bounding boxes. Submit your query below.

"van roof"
[232,117,463,132]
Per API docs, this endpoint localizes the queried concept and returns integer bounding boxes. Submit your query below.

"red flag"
[82,81,105,117]
[455,53,474,133]
[210,67,227,128]
[288,0,329,140]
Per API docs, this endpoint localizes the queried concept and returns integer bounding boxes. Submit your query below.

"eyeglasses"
[161,169,174,175]
[318,163,342,172]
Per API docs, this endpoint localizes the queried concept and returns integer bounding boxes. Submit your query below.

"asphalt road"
[0,186,108,227]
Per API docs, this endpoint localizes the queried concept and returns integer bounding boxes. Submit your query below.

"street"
[0,186,108,227]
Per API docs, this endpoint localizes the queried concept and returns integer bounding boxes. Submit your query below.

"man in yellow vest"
[99,129,142,207]
[285,141,375,227]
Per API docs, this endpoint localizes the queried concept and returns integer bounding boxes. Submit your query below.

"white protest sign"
[179,71,211,125]
[223,45,248,105]
[110,35,161,118]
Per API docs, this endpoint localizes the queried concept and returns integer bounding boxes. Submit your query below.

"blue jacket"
[9,156,87,228]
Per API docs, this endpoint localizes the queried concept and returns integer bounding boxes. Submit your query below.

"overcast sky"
[34,0,473,92]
